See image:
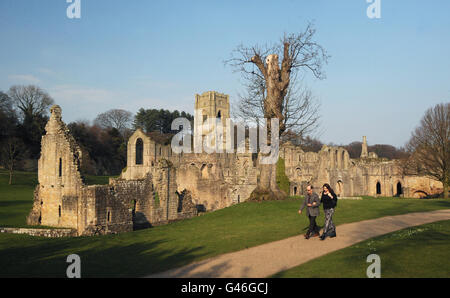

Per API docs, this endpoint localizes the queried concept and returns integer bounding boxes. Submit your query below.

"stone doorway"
[376,182,381,195]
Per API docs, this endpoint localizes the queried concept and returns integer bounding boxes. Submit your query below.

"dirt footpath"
[146,209,450,278]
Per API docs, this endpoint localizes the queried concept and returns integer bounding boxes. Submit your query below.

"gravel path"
[146,209,450,278]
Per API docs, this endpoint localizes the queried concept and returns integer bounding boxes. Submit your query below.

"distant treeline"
[0,85,193,179]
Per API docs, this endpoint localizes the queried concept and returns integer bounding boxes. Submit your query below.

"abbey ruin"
[27,91,443,236]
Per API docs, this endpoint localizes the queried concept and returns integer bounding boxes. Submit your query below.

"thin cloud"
[8,74,41,84]
[37,68,56,76]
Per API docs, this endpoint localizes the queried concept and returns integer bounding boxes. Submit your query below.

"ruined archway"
[414,190,428,199]
[336,180,343,196]
[200,164,209,178]
[396,182,403,197]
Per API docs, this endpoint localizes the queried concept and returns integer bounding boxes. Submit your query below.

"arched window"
[130,200,136,217]
[135,138,143,165]
[58,205,61,217]
[376,182,381,195]
[396,182,403,196]
[337,180,343,196]
[200,164,208,178]
[59,158,62,177]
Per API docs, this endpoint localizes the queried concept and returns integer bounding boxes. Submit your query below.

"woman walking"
[320,183,338,240]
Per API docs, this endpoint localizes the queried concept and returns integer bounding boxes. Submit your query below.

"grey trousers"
[323,208,336,234]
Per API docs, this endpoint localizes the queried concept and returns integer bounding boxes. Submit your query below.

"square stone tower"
[194,91,230,151]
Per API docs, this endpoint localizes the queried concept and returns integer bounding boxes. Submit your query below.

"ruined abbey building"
[27,91,443,236]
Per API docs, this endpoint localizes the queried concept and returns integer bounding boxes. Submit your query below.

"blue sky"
[1,0,449,147]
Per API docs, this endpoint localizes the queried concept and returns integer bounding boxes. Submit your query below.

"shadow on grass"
[0,234,209,278]
[0,200,32,208]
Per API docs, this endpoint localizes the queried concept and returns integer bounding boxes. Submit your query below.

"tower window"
[136,138,143,165]
[59,158,62,177]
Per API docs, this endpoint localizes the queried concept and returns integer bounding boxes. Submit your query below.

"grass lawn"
[0,169,112,228]
[272,220,450,278]
[0,169,449,277]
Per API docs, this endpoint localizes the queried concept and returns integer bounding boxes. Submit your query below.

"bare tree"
[0,91,13,113]
[226,22,329,200]
[8,85,54,119]
[93,109,133,135]
[0,137,26,185]
[404,102,450,198]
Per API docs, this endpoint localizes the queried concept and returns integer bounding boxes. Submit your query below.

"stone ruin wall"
[281,141,443,198]
[27,105,85,229]
[28,105,198,236]
[121,129,258,212]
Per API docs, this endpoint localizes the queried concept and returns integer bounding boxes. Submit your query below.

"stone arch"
[200,164,208,178]
[130,200,137,217]
[336,180,343,196]
[335,150,339,168]
[376,181,382,195]
[396,181,403,196]
[135,138,143,165]
[293,186,298,196]
[414,190,428,198]
[217,110,221,119]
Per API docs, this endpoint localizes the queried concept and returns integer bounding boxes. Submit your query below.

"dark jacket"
[299,192,321,216]
[321,192,337,210]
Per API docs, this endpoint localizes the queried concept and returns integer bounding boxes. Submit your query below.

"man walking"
[298,185,321,239]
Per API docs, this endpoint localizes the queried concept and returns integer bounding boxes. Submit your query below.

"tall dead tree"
[227,23,329,200]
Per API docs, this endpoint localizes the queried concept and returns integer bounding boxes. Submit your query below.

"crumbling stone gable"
[27,105,85,228]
